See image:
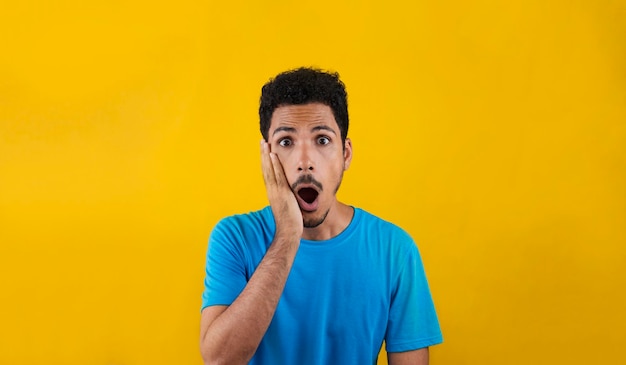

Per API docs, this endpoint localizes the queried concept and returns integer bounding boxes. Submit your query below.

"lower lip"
[296,195,319,212]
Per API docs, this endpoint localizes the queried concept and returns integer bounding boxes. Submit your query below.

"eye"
[278,138,292,147]
[317,136,331,145]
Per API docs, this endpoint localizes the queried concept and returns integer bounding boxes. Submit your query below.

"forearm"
[200,233,299,364]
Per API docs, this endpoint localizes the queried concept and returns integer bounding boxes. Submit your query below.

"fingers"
[260,140,303,236]
[261,140,276,186]
[269,151,288,187]
[261,140,288,188]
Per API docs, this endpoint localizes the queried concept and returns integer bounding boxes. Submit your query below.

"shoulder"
[351,208,426,278]
[211,206,275,243]
[355,208,415,246]
[214,206,273,227]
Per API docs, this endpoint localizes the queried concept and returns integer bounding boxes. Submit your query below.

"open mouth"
[296,187,320,212]
[298,187,319,204]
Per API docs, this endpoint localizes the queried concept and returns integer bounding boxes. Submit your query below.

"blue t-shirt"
[202,206,442,364]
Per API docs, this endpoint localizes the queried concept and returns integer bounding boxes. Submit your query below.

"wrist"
[273,228,302,244]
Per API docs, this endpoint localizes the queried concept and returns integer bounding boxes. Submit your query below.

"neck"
[301,201,354,241]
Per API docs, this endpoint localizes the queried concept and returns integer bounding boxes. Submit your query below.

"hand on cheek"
[260,140,303,237]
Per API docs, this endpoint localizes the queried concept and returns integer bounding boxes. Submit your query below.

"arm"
[388,347,429,365]
[385,239,442,361]
[199,141,303,365]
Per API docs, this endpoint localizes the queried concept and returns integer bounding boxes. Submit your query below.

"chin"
[302,209,330,228]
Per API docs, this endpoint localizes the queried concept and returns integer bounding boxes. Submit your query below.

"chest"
[278,244,392,336]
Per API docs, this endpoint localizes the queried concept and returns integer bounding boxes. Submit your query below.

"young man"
[200,68,442,364]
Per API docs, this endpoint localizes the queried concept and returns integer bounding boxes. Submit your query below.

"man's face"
[268,103,352,228]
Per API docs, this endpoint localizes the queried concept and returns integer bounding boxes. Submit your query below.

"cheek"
[322,163,345,187]
[276,152,297,174]
[284,172,298,190]
[275,153,299,183]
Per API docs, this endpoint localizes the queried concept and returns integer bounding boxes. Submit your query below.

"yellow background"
[1,1,625,364]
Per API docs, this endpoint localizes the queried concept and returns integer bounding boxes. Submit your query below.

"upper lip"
[295,183,320,194]
[291,175,323,193]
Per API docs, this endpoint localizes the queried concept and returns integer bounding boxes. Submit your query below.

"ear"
[343,138,353,170]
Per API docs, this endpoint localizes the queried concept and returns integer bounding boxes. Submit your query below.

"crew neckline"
[299,206,360,248]
[263,206,361,249]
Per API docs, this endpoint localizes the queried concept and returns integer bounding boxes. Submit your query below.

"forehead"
[269,103,338,132]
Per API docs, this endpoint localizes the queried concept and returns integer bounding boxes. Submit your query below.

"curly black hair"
[259,67,349,144]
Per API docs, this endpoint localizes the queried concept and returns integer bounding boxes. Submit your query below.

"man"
[200,67,442,364]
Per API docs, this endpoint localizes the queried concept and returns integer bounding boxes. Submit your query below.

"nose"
[296,143,315,172]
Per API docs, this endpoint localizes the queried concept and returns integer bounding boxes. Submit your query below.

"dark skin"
[199,103,429,364]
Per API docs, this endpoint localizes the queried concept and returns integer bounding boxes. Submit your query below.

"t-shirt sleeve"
[385,241,443,352]
[201,218,249,311]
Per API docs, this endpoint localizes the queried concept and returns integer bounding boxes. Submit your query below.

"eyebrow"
[272,126,297,136]
[311,125,337,135]
[272,125,337,136]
